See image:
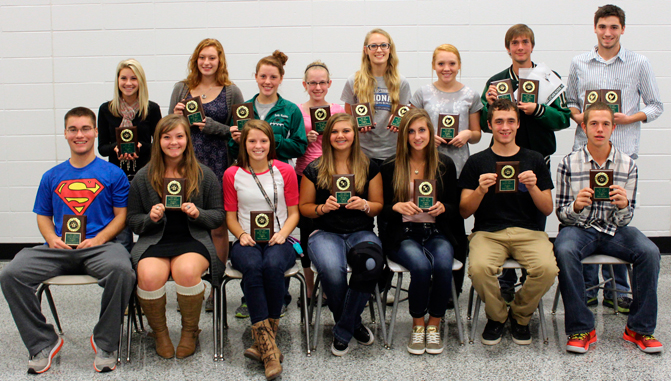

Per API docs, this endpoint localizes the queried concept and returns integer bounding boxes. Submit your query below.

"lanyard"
[248,161,282,230]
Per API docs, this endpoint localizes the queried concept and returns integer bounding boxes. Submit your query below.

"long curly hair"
[185,38,232,89]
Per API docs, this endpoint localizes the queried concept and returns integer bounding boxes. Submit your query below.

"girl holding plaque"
[379,108,466,355]
[223,120,299,380]
[170,38,244,308]
[127,114,225,359]
[340,28,412,165]
[299,113,384,356]
[295,60,346,301]
[409,44,482,176]
[98,59,162,252]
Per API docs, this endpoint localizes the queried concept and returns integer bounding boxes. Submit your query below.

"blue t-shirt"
[33,157,129,238]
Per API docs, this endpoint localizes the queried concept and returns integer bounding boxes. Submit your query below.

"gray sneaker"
[90,335,117,373]
[28,337,63,374]
[407,325,425,355]
[235,302,249,318]
[425,325,444,354]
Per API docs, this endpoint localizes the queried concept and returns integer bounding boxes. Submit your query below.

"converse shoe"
[481,318,506,345]
[566,330,597,354]
[353,324,374,345]
[425,325,443,354]
[90,335,117,373]
[27,337,63,374]
[407,325,425,355]
[331,338,349,356]
[623,326,663,354]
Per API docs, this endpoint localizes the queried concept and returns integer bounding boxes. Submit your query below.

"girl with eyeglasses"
[98,59,162,252]
[295,61,346,302]
[341,28,411,165]
[410,44,483,176]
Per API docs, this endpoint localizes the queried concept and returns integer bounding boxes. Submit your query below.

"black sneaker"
[353,324,374,345]
[586,296,598,307]
[509,311,531,345]
[481,318,506,345]
[603,296,632,314]
[331,338,349,356]
[501,288,515,305]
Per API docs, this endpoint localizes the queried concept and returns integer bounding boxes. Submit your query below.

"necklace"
[410,161,425,175]
[200,85,215,99]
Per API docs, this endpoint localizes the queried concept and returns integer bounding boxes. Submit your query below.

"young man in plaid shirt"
[553,102,662,354]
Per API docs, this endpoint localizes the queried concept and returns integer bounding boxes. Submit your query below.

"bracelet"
[315,205,321,216]
[320,204,325,215]
[362,200,370,214]
[238,231,248,240]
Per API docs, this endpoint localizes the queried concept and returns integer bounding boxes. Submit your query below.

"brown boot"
[137,294,174,359]
[253,320,282,381]
[245,318,283,363]
[175,289,204,358]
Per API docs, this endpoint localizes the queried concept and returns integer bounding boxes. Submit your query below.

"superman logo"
[54,179,104,215]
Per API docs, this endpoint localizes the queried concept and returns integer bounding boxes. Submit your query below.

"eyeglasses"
[366,43,391,51]
[66,126,95,134]
[306,81,329,88]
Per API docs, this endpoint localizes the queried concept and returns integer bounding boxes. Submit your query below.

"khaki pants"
[468,228,557,325]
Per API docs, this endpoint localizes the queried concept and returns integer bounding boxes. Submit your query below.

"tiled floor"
[0,257,669,381]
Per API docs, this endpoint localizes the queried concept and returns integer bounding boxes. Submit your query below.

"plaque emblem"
[237,105,250,119]
[523,81,536,93]
[418,181,433,196]
[594,172,609,187]
[355,104,368,116]
[605,91,618,104]
[315,108,327,121]
[501,165,515,179]
[67,217,81,232]
[496,82,509,94]
[587,91,599,104]
[186,100,198,113]
[167,180,181,195]
[120,128,133,142]
[398,106,409,116]
[336,176,350,191]
[442,115,455,128]
[255,213,269,228]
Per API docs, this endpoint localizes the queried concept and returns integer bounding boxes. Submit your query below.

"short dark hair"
[583,101,614,124]
[487,98,519,123]
[64,107,96,128]
[505,24,535,49]
[594,4,625,27]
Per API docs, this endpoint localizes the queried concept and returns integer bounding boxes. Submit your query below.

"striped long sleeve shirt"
[555,145,637,236]
[566,46,663,157]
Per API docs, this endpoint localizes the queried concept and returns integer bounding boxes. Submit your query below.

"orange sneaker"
[623,326,663,354]
[566,329,597,353]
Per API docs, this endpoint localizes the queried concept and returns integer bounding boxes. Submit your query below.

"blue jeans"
[388,230,453,319]
[230,241,296,324]
[308,230,381,344]
[583,264,630,299]
[554,226,660,335]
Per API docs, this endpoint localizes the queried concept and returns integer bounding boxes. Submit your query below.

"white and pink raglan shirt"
[223,160,299,240]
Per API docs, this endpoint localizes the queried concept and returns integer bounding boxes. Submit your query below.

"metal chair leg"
[368,294,376,324]
[466,285,475,320]
[293,273,311,356]
[469,295,482,344]
[212,285,219,361]
[126,297,134,362]
[608,264,619,315]
[451,278,465,345]
[385,273,403,348]
[311,275,323,352]
[42,286,64,335]
[374,284,388,348]
[219,279,226,360]
[537,299,548,344]
[551,287,561,314]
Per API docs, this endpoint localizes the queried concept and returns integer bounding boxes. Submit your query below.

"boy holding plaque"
[554,102,662,354]
[1,107,135,374]
[566,5,664,311]
[459,99,557,346]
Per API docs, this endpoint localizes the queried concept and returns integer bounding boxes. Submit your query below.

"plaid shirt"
[555,145,636,236]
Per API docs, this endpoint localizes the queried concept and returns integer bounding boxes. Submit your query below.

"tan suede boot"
[244,317,283,363]
[137,294,174,359]
[175,289,204,358]
[253,320,282,380]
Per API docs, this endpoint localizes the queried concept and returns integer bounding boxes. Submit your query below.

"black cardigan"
[379,154,467,264]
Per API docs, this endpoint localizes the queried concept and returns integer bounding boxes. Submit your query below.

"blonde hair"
[149,114,202,201]
[354,29,402,115]
[185,38,232,89]
[256,50,288,77]
[303,60,330,82]
[316,113,369,194]
[236,120,277,169]
[432,44,462,67]
[109,59,149,120]
[392,108,442,203]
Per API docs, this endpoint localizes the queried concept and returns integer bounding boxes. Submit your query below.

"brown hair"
[583,101,615,124]
[432,44,462,67]
[64,107,96,128]
[504,24,535,49]
[185,38,232,89]
[594,4,625,27]
[236,120,278,169]
[354,29,402,115]
[256,50,288,77]
[315,113,369,195]
[488,98,520,123]
[392,108,441,203]
[149,114,202,200]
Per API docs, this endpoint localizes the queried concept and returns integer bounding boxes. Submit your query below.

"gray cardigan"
[127,163,226,286]
[168,81,244,139]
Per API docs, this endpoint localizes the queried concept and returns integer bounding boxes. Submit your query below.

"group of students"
[0,3,664,380]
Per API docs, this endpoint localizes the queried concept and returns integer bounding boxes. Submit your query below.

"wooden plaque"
[495,161,519,193]
[232,102,254,131]
[332,174,355,205]
[251,211,274,243]
[602,89,622,114]
[590,169,614,201]
[62,214,87,247]
[163,178,186,210]
[413,179,436,212]
[517,79,539,104]
[310,105,331,134]
[115,126,138,155]
[351,103,374,130]
[584,90,601,110]
[184,96,205,126]
[492,79,515,102]
[438,114,459,142]
[388,104,410,129]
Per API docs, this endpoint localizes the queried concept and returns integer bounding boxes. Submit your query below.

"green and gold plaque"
[413,179,436,212]
[352,103,374,130]
[62,214,87,247]
[517,79,539,104]
[388,104,410,129]
[438,114,459,142]
[495,161,519,193]
[492,79,515,102]
[603,89,622,114]
[115,126,138,155]
[590,169,613,201]
[163,178,186,210]
[184,96,205,126]
[310,105,331,134]
[584,90,600,110]
[333,174,355,205]
[251,211,274,242]
[232,102,254,131]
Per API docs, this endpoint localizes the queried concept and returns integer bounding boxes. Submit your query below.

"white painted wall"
[1,0,669,242]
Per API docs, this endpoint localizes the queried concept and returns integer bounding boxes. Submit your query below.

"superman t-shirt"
[33,157,129,238]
